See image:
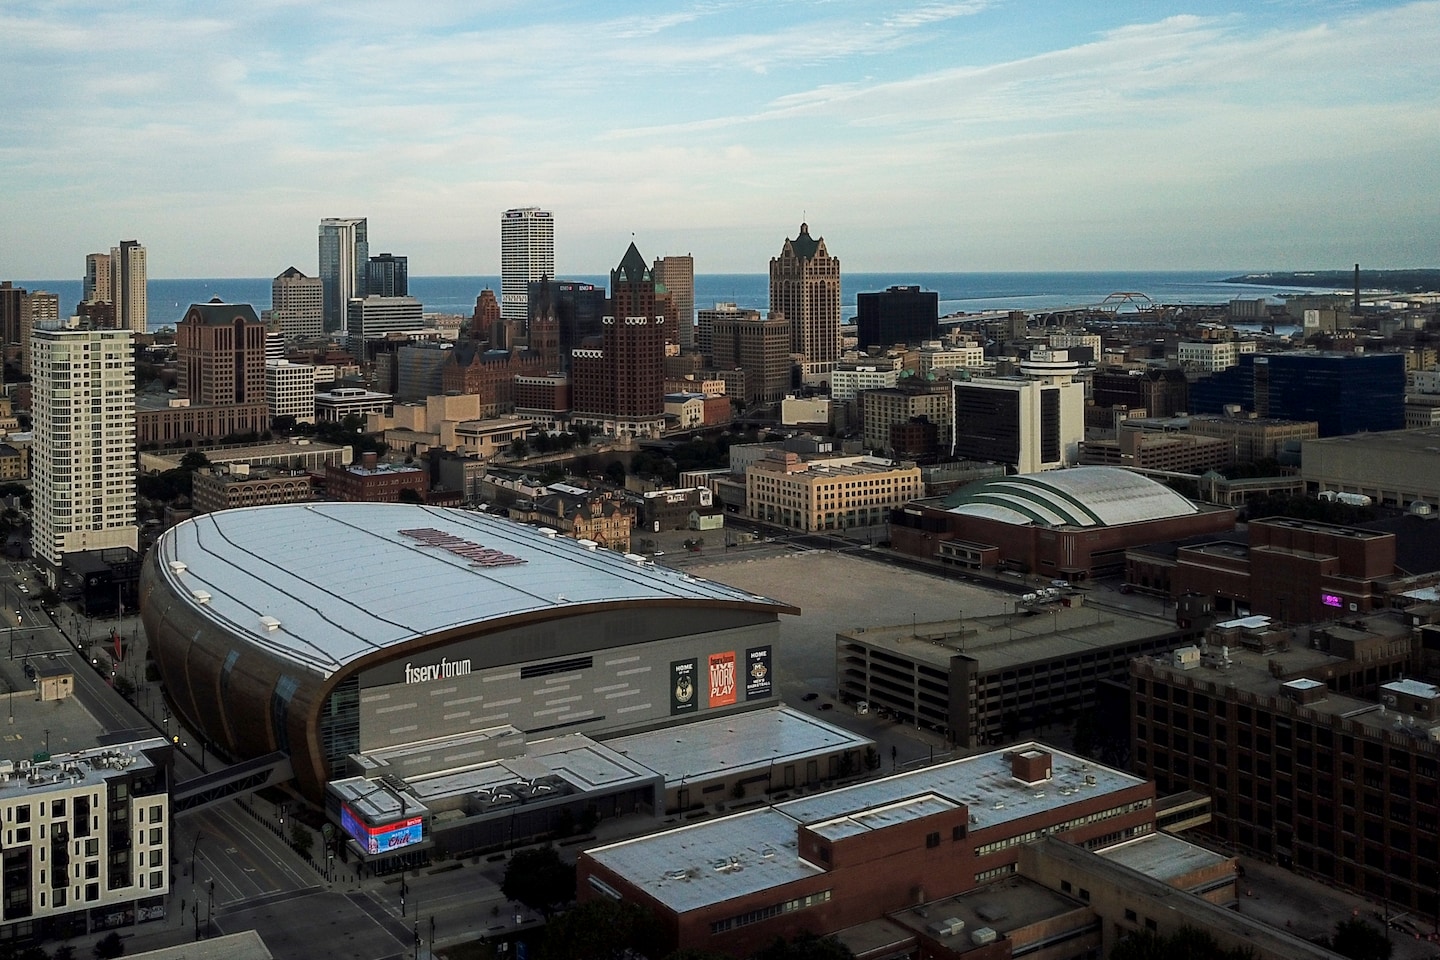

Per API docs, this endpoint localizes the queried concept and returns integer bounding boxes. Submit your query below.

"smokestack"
[1354,263,1361,315]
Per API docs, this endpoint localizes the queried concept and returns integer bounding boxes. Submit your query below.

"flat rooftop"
[1305,424,1440,454]
[840,604,1176,673]
[0,739,167,804]
[1139,637,1439,738]
[883,874,1086,950]
[1097,832,1232,883]
[585,742,1144,914]
[152,504,797,677]
[603,706,873,789]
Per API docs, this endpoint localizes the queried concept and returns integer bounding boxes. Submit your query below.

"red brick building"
[580,745,1159,957]
[1129,517,1398,624]
[891,467,1236,581]
[324,451,428,502]
[570,244,666,438]
[441,344,548,418]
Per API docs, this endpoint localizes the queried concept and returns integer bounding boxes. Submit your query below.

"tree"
[1328,918,1392,960]
[573,423,593,445]
[510,438,529,458]
[604,462,627,487]
[397,488,424,505]
[289,822,313,859]
[1110,926,1254,960]
[537,898,662,960]
[52,947,77,960]
[753,932,854,960]
[178,451,210,472]
[92,932,125,959]
[501,846,576,919]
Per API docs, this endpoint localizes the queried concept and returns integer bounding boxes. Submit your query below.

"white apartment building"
[1048,332,1103,358]
[0,740,171,939]
[918,343,986,376]
[108,241,146,334]
[1177,339,1256,374]
[30,328,137,581]
[831,359,902,403]
[266,360,317,424]
[500,207,554,322]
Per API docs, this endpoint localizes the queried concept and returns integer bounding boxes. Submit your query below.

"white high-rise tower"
[31,327,137,580]
[109,240,147,333]
[500,207,554,323]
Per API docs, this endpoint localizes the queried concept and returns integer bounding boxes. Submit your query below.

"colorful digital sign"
[708,651,737,707]
[341,804,424,855]
[1321,593,1344,608]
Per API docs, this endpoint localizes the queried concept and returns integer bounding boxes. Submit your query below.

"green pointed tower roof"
[613,242,651,284]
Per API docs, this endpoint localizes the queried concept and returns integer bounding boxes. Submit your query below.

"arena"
[890,466,1237,579]
[139,502,800,812]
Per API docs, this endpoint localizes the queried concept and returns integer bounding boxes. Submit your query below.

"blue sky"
[2,1,1436,278]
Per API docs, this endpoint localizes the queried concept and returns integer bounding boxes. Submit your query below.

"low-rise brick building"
[325,451,428,502]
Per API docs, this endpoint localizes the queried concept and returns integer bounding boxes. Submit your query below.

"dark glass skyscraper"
[1188,352,1404,436]
[527,278,606,371]
[855,285,939,349]
[318,217,368,332]
[366,253,408,297]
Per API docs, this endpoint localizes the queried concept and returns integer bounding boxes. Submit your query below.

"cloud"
[0,1,1436,275]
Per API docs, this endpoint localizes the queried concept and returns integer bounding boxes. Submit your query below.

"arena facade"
[139,503,799,807]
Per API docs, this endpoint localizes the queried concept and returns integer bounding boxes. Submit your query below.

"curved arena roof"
[149,502,793,677]
[943,467,1199,528]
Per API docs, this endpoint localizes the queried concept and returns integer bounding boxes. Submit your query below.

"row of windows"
[974,799,1152,857]
[708,889,832,935]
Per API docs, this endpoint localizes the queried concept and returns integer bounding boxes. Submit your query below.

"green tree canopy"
[1328,918,1392,960]
[753,932,855,960]
[501,846,576,919]
[1109,926,1254,960]
[538,898,662,960]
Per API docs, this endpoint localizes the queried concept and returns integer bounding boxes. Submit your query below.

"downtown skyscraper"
[500,207,554,323]
[109,239,147,333]
[31,326,138,581]
[318,217,368,332]
[652,254,695,350]
[770,222,840,367]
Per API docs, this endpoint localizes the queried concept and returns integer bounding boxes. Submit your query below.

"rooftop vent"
[258,616,281,632]
[168,561,187,574]
[191,590,211,605]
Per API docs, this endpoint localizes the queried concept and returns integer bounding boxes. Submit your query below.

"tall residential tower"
[318,217,368,332]
[109,240,147,333]
[500,207,554,323]
[31,327,137,581]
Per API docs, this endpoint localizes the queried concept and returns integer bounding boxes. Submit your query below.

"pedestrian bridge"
[173,751,294,816]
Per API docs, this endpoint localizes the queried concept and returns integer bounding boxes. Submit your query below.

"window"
[1125,909,1138,923]
[149,828,162,846]
[926,832,941,849]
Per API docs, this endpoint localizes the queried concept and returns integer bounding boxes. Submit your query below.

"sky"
[2,1,1437,279]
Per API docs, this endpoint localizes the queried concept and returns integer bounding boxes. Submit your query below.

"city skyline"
[2,1,1436,278]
